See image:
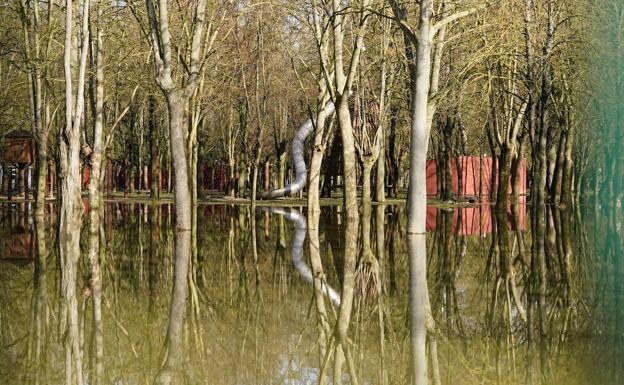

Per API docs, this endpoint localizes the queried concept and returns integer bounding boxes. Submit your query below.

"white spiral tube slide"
[258,101,335,199]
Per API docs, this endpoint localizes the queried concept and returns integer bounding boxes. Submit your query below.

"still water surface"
[0,202,622,385]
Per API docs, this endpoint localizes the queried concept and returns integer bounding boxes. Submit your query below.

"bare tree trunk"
[405,0,433,234]
[144,1,209,379]
[35,129,50,206]
[511,135,525,202]
[238,160,246,197]
[18,0,48,213]
[330,0,370,219]
[149,96,161,199]
[496,145,513,207]
[155,93,194,383]
[561,128,574,206]
[87,4,105,381]
[376,135,385,202]
[228,158,235,197]
[362,161,374,207]
[361,168,374,275]
[336,100,359,217]
[59,1,90,383]
[167,161,172,193]
[307,99,332,214]
[278,151,286,189]
[1,164,8,195]
[123,155,129,196]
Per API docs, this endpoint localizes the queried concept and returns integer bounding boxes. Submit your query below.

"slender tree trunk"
[105,156,112,196]
[228,156,235,197]
[129,166,135,194]
[496,145,513,207]
[123,155,129,196]
[387,109,399,197]
[167,161,172,193]
[278,151,286,189]
[238,160,246,197]
[59,1,90,383]
[376,133,386,202]
[87,4,105,381]
[406,1,433,234]
[561,128,574,206]
[330,0,369,219]
[511,137,525,202]
[308,99,332,215]
[47,159,55,199]
[362,162,374,207]
[35,136,49,208]
[18,167,26,197]
[1,164,8,195]
[546,138,558,201]
[149,96,161,199]
[336,101,359,217]
[19,0,48,213]
[158,92,193,377]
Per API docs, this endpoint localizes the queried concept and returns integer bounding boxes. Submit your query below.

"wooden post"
[0,164,8,196]
[106,158,113,197]
[18,167,26,197]
[124,155,129,197]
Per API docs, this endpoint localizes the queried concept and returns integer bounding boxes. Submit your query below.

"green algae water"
[0,202,621,385]
[585,4,624,384]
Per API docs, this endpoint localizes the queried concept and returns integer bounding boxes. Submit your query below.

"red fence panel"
[425,156,526,199]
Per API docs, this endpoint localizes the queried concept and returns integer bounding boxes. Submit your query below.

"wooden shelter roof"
[3,129,33,139]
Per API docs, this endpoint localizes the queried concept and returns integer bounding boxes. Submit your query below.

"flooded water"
[0,201,622,385]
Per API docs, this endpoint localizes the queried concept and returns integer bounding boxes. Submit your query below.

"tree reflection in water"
[408,232,429,385]
[0,202,622,385]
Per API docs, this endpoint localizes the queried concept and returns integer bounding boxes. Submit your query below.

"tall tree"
[18,0,53,217]
[59,0,91,383]
[390,0,479,233]
[143,0,223,378]
[328,0,371,219]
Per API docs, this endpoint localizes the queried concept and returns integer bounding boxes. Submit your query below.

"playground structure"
[258,101,335,199]
[1,130,35,198]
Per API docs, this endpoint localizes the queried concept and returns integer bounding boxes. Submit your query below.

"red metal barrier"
[426,204,526,236]
[426,156,526,198]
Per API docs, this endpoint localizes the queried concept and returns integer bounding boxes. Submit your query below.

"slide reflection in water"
[262,207,341,306]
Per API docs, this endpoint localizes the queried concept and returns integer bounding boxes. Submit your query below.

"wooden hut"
[1,129,35,166]
[1,130,35,197]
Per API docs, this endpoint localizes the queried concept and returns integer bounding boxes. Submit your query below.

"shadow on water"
[0,201,622,385]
